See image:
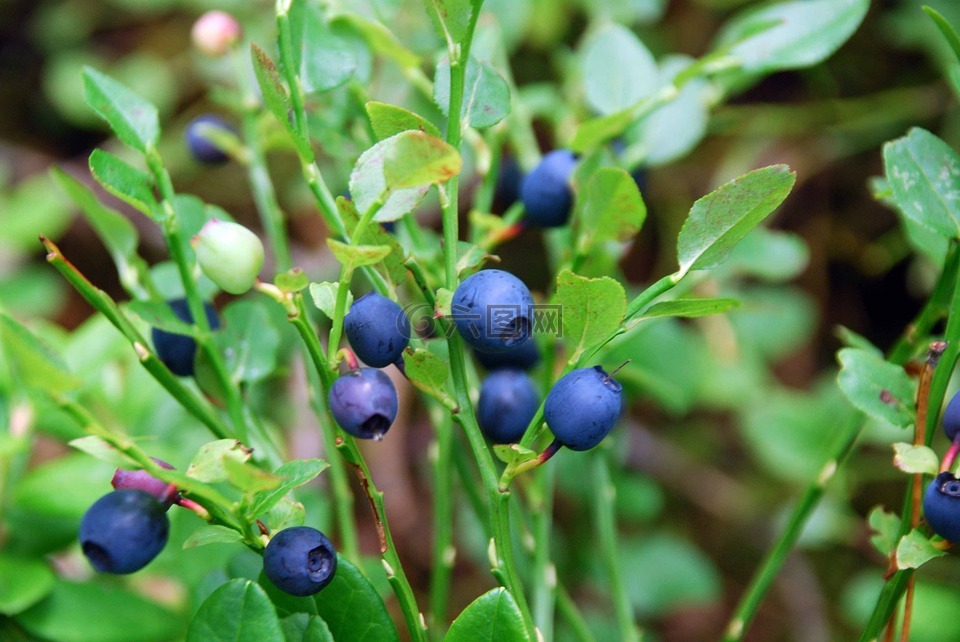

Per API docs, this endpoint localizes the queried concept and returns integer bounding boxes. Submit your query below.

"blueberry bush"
[4,0,960,640]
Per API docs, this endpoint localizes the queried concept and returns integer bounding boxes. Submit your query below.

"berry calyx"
[328,368,399,440]
[79,489,170,574]
[263,526,337,596]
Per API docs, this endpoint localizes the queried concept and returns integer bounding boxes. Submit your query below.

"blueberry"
[478,369,540,444]
[943,391,960,441]
[185,115,235,164]
[151,299,220,377]
[193,219,265,295]
[263,526,337,596]
[451,269,533,354]
[328,368,399,440]
[111,458,178,510]
[344,293,410,368]
[494,156,523,212]
[924,472,960,541]
[544,366,622,451]
[79,489,170,574]
[474,338,540,371]
[520,150,577,227]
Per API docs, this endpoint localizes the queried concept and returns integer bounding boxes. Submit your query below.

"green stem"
[726,242,960,642]
[556,583,596,642]
[429,403,455,635]
[146,149,250,445]
[289,295,360,562]
[594,454,641,642]
[290,293,426,641]
[41,236,231,440]
[233,49,293,272]
[531,463,558,640]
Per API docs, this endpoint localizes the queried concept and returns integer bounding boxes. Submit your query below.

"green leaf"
[333,15,420,71]
[67,435,138,469]
[88,149,157,218]
[276,269,310,294]
[187,579,285,642]
[723,227,809,282]
[424,0,474,46]
[868,506,901,557]
[300,10,370,93]
[251,44,312,160]
[892,443,939,476]
[365,101,441,140]
[493,443,538,467]
[224,457,282,494]
[218,300,282,384]
[434,56,511,129]
[837,348,916,429]
[266,497,306,532]
[281,614,334,642]
[187,439,253,483]
[572,106,642,153]
[338,197,408,289]
[578,23,658,116]
[553,270,627,362]
[714,0,868,74]
[575,167,646,255]
[15,580,181,642]
[883,127,960,240]
[0,553,55,615]
[128,300,197,337]
[183,525,245,549]
[896,529,947,570]
[924,6,960,66]
[51,168,150,296]
[382,131,461,190]
[676,165,796,277]
[262,556,400,642]
[456,241,491,278]
[327,239,392,268]
[250,459,329,517]
[0,314,80,393]
[349,137,430,222]
[82,67,159,153]
[402,347,456,408]
[641,298,740,319]
[445,588,529,642]
[309,282,353,319]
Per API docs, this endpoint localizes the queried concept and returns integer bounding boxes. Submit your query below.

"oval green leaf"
[88,149,157,219]
[445,588,529,642]
[579,23,658,116]
[837,347,916,429]
[187,579,285,642]
[365,101,441,140]
[553,270,627,362]
[434,56,511,129]
[0,553,55,615]
[676,165,796,277]
[82,67,159,154]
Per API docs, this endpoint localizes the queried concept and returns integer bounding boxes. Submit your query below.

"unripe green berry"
[193,219,264,294]
[191,11,242,57]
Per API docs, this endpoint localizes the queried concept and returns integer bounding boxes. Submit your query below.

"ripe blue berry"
[152,299,220,377]
[263,526,337,596]
[943,391,960,441]
[79,489,170,574]
[344,293,410,367]
[494,156,523,212]
[923,472,960,541]
[475,338,540,371]
[520,150,577,227]
[544,366,622,451]
[452,269,533,354]
[112,458,178,510]
[185,115,234,164]
[329,368,399,440]
[478,369,540,444]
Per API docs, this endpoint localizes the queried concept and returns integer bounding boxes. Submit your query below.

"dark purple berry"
[344,293,410,368]
[79,489,170,574]
[924,472,960,541]
[263,526,337,596]
[474,338,540,371]
[185,114,235,164]
[151,299,220,377]
[328,368,399,440]
[544,366,622,451]
[520,150,577,227]
[478,369,540,444]
[943,391,960,441]
[451,269,533,354]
